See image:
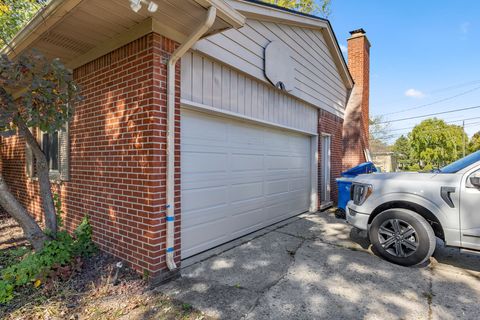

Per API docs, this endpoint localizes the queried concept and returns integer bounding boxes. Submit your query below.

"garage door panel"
[182,178,227,190]
[263,192,308,213]
[290,178,309,192]
[231,153,264,171]
[182,152,228,174]
[182,205,229,229]
[182,114,228,142]
[264,203,295,222]
[264,170,291,181]
[230,181,264,203]
[266,179,290,195]
[230,209,266,237]
[229,199,267,217]
[229,125,265,146]
[181,110,311,258]
[265,155,294,170]
[290,156,309,169]
[182,186,228,212]
[225,174,264,186]
[182,224,228,258]
[289,167,309,175]
[182,144,230,154]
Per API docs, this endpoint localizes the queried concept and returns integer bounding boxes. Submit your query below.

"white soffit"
[2,0,245,68]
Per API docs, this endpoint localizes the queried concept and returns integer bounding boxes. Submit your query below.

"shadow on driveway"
[152,211,480,320]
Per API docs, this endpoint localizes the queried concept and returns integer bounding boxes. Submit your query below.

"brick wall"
[318,109,344,206]
[0,33,181,278]
[347,30,370,149]
[343,29,370,170]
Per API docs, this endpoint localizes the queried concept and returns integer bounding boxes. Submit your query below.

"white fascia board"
[1,0,84,57]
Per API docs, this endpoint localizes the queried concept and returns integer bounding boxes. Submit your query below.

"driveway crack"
[423,264,434,320]
[242,238,307,319]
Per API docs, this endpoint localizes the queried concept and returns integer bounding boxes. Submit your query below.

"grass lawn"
[0,216,210,320]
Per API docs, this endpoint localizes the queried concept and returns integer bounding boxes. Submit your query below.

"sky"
[327,0,480,142]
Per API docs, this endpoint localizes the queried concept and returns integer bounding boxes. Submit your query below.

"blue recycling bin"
[341,161,378,178]
[335,162,377,218]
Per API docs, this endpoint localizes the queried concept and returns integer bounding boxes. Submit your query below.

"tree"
[369,116,391,153]
[470,131,480,153]
[409,118,467,169]
[392,135,412,170]
[261,0,331,16]
[0,0,49,48]
[0,51,80,250]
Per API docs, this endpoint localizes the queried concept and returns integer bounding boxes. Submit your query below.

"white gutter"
[165,6,217,271]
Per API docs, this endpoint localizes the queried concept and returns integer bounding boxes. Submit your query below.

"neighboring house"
[0,0,370,281]
[372,152,398,172]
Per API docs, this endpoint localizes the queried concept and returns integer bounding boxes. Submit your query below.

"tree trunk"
[0,172,48,250]
[16,120,58,234]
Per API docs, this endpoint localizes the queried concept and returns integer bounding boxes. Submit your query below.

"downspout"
[165,6,217,271]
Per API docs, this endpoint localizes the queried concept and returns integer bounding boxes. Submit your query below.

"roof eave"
[2,0,246,59]
[196,0,246,29]
[1,0,83,57]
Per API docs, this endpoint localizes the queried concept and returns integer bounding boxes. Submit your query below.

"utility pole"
[463,120,466,158]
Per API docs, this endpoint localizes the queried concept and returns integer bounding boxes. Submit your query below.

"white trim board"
[181,98,318,136]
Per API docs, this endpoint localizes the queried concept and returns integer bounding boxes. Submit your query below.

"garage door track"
[156,211,480,319]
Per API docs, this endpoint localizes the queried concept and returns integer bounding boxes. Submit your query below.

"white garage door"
[181,109,312,258]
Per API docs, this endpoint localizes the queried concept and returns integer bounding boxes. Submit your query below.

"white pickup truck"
[346,150,480,266]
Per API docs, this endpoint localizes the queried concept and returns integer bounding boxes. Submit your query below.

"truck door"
[460,166,480,250]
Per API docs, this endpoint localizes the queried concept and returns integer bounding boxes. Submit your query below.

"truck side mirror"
[470,176,480,188]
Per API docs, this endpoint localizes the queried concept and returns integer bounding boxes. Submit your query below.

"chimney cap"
[349,28,366,35]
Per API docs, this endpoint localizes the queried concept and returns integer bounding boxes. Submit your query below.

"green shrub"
[73,216,96,257]
[0,216,96,304]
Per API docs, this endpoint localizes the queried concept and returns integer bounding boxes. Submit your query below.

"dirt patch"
[0,217,28,252]
[0,217,212,320]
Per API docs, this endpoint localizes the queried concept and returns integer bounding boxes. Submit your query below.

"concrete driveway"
[157,211,480,320]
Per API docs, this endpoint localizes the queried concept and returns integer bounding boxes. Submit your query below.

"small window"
[42,132,59,171]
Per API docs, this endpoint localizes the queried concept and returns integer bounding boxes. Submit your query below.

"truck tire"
[369,208,436,266]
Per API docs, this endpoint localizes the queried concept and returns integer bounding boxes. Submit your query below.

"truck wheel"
[369,208,436,266]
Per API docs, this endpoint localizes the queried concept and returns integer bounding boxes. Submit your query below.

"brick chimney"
[343,28,371,169]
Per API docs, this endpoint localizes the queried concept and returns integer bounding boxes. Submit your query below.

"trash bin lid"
[341,162,377,177]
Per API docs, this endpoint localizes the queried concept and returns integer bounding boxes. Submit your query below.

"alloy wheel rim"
[378,219,419,258]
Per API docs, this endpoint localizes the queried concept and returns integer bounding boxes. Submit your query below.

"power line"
[371,116,480,134]
[429,79,480,93]
[379,85,480,116]
[379,105,480,124]
[383,121,480,139]
[376,79,480,107]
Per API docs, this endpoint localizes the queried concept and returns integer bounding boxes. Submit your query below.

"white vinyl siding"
[181,109,311,258]
[181,51,318,134]
[192,19,348,116]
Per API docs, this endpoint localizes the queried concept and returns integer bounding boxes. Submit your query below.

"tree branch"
[15,116,58,234]
[0,164,48,250]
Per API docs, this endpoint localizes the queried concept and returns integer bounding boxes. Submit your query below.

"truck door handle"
[441,187,456,208]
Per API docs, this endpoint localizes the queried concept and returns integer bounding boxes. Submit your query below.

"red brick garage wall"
[0,33,181,279]
[318,109,344,207]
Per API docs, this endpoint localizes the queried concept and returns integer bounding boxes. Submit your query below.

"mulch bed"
[0,217,28,252]
[0,216,210,320]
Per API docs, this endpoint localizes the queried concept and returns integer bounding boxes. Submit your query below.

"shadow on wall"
[343,86,367,170]
[62,33,179,274]
[150,213,480,319]
[62,52,153,266]
[0,134,46,226]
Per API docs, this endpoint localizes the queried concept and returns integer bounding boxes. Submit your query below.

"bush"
[0,216,96,304]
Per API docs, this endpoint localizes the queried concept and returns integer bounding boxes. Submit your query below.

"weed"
[0,216,95,304]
